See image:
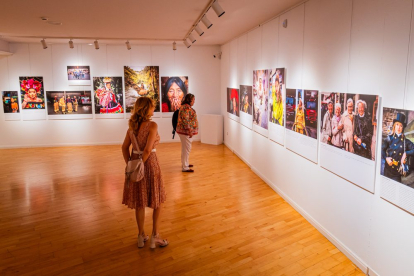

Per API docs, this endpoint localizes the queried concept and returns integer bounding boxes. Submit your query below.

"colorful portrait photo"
[46,91,92,115]
[161,76,188,113]
[239,85,252,115]
[124,66,160,112]
[381,107,414,187]
[67,66,90,81]
[269,68,285,126]
[19,77,45,109]
[227,88,239,116]
[253,70,269,129]
[320,92,378,160]
[285,89,318,139]
[2,91,19,113]
[93,77,124,114]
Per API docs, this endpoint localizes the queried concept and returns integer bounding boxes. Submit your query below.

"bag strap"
[128,129,142,157]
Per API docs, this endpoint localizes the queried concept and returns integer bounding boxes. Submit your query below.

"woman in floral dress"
[121,97,168,249]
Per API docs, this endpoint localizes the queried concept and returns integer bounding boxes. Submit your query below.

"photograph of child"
[19,77,45,109]
[93,77,124,114]
[239,85,252,115]
[2,91,19,113]
[381,107,414,187]
[227,88,239,116]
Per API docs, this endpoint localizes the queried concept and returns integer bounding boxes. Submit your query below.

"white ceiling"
[0,0,303,46]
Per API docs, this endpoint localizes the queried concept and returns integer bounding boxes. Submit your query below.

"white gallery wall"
[222,0,414,275]
[0,43,221,148]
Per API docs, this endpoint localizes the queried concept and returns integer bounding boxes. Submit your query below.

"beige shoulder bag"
[125,130,145,184]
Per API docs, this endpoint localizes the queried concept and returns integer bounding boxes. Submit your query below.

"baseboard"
[250,166,369,275]
[233,150,252,168]
[224,141,233,152]
[0,138,186,149]
[367,267,379,276]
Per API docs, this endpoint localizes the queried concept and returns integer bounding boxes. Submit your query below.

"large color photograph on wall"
[93,77,124,114]
[239,85,252,115]
[320,92,378,160]
[161,76,188,113]
[381,107,414,187]
[124,66,160,113]
[2,91,19,113]
[253,70,269,129]
[227,88,239,116]
[269,68,285,126]
[67,66,90,81]
[285,89,318,139]
[19,77,45,109]
[46,91,92,115]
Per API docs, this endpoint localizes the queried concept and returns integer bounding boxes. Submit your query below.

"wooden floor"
[0,142,365,276]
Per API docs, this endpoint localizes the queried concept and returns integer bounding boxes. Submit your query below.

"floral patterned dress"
[122,122,166,209]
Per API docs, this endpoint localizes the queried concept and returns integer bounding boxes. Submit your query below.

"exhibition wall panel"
[348,0,383,96]
[247,28,262,77]
[278,4,304,89]
[379,0,412,109]
[0,44,221,148]
[107,45,131,77]
[404,3,414,111]
[237,35,249,86]
[368,0,414,275]
[261,18,279,70]
[222,0,414,275]
[229,39,238,89]
[302,0,352,92]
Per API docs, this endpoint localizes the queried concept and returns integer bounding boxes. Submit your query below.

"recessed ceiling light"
[88,44,93,46]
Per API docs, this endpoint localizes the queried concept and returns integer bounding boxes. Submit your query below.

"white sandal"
[138,234,149,248]
[150,234,169,248]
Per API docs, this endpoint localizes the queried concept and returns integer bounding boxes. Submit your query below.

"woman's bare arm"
[121,131,132,164]
[142,122,158,162]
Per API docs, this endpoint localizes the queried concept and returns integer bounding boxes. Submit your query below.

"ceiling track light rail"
[183,0,225,48]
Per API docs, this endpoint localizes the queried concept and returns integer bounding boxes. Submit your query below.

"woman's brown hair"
[129,97,155,134]
[181,93,195,106]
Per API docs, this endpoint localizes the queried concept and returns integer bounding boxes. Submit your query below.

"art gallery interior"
[1,0,414,275]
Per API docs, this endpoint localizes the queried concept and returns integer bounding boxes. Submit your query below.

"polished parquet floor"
[0,142,364,276]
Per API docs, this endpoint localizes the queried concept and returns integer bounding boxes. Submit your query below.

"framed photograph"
[93,77,124,114]
[286,89,318,139]
[227,88,239,117]
[124,66,160,113]
[161,76,188,113]
[320,92,378,160]
[19,77,45,110]
[67,66,91,85]
[239,85,252,115]
[2,91,19,113]
[46,90,93,119]
[380,107,414,214]
[269,68,285,126]
[253,69,269,131]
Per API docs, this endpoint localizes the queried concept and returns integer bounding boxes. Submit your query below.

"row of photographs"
[226,68,414,215]
[1,66,189,115]
[228,85,380,160]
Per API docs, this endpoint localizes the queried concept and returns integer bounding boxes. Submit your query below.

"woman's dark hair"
[182,93,195,106]
[162,77,187,111]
